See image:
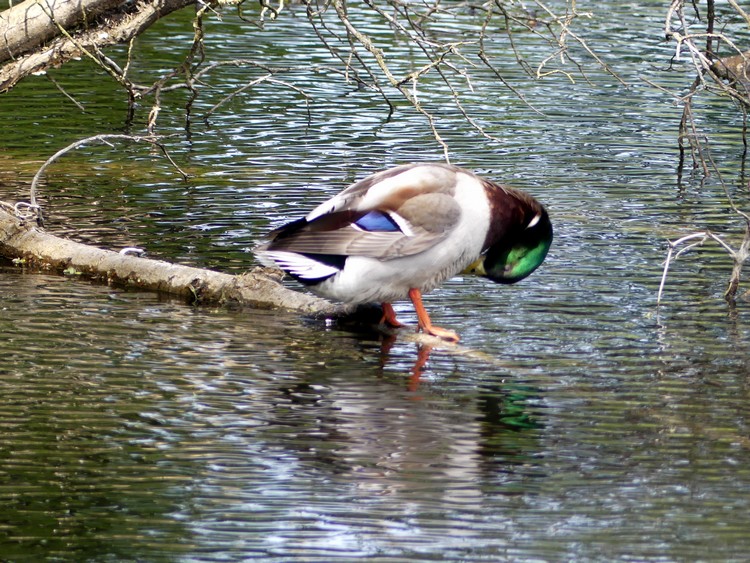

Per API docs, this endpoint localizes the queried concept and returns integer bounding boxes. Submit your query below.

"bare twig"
[35,0,140,99]
[46,74,85,111]
[531,0,627,86]
[658,0,750,301]
[204,75,311,120]
[658,213,750,304]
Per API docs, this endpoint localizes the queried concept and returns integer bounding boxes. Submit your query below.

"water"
[2,2,750,561]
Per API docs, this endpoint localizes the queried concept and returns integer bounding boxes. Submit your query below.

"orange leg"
[408,288,459,342]
[380,302,404,328]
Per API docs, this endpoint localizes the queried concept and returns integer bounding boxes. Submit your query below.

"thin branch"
[658,225,750,304]
[658,231,714,304]
[531,0,627,86]
[204,75,312,120]
[35,0,139,98]
[46,74,85,111]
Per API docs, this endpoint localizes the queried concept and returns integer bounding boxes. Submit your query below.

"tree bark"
[0,207,347,316]
[0,0,123,63]
[0,0,194,92]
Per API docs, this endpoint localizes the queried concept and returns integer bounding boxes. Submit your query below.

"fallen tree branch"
[0,0,193,92]
[0,132,346,317]
[0,0,124,63]
[0,206,345,315]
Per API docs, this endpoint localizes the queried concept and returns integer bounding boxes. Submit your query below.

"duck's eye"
[354,211,401,232]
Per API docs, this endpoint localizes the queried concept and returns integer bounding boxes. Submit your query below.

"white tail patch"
[258,250,340,280]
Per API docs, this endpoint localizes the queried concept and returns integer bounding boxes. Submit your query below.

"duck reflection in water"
[257,163,552,343]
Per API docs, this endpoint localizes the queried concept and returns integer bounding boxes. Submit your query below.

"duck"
[255,163,552,342]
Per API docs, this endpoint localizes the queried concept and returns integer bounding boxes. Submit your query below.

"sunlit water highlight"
[2,3,750,561]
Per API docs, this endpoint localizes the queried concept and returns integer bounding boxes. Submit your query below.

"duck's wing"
[264,190,462,260]
[260,164,464,261]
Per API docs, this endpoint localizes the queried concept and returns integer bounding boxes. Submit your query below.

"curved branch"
[28,134,189,224]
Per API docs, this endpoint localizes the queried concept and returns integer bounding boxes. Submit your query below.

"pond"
[1,2,750,561]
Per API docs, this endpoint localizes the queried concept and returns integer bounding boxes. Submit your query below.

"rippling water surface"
[2,2,750,561]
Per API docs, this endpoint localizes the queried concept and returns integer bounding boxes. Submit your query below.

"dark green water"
[2,3,750,561]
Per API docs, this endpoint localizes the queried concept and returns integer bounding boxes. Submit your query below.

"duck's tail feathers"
[255,250,342,284]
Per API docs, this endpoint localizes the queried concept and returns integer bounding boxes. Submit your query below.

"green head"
[472,208,552,284]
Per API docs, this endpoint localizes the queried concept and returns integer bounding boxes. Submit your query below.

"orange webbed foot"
[407,288,460,343]
[424,325,460,342]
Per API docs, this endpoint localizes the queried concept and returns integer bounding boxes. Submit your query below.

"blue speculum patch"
[354,211,400,232]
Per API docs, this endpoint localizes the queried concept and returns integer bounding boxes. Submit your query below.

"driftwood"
[0,206,347,316]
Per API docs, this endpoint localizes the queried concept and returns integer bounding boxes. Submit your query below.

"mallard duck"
[255,163,552,341]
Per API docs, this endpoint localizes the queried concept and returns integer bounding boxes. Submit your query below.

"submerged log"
[0,207,346,316]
